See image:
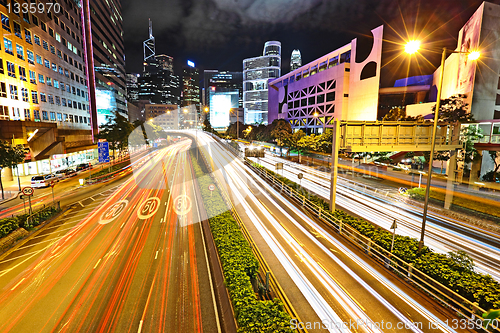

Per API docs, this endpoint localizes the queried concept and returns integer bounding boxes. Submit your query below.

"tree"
[226,121,244,139]
[482,151,500,182]
[96,111,135,160]
[383,107,406,121]
[270,119,292,156]
[0,141,25,199]
[432,94,475,123]
[316,129,333,153]
[283,130,305,158]
[202,119,214,133]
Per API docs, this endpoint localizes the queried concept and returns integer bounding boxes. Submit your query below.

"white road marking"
[11,278,25,291]
[155,251,158,259]
[93,258,101,269]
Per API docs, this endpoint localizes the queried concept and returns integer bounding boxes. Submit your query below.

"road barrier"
[214,136,499,332]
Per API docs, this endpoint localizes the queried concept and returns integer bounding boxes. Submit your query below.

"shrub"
[251,161,500,311]
[192,153,292,332]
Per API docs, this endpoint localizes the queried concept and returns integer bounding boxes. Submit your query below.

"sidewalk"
[0,175,32,201]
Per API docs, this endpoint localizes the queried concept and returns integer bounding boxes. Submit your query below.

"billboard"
[98,142,110,163]
[209,90,239,128]
[456,4,483,94]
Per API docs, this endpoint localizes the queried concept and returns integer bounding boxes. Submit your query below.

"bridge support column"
[444,149,457,210]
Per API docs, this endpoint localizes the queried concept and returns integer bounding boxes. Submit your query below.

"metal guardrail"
[217,137,498,332]
[197,136,308,333]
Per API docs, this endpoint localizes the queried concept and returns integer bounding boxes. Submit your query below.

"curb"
[0,191,21,207]
[0,205,73,261]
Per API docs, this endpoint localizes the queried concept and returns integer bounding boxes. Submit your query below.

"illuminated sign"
[209,90,239,128]
[187,60,195,67]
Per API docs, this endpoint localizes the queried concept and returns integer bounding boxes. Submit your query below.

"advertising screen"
[209,90,239,128]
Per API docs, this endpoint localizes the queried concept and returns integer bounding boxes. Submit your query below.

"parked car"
[31,174,57,188]
[54,169,77,178]
[75,163,92,172]
[65,169,77,177]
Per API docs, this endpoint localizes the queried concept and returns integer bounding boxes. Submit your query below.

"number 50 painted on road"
[137,197,160,219]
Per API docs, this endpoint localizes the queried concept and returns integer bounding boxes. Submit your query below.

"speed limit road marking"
[99,200,129,224]
[137,197,160,219]
[173,195,191,216]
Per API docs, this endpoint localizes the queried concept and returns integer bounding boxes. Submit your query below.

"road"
[197,132,470,333]
[251,153,500,281]
[0,140,219,333]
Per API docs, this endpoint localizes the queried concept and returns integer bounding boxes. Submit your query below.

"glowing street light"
[405,41,480,252]
[404,40,420,54]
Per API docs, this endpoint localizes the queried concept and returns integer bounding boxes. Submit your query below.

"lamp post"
[405,41,480,252]
[230,108,240,139]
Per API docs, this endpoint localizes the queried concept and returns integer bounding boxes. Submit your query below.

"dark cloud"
[122,0,493,75]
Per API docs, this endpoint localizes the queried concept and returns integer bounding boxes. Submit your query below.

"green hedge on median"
[0,206,59,239]
[191,153,293,333]
[252,163,500,311]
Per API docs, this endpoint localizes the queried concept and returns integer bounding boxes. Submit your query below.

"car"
[55,170,68,178]
[75,163,92,172]
[65,169,77,176]
[31,174,57,188]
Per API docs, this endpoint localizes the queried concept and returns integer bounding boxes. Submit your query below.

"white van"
[31,174,57,188]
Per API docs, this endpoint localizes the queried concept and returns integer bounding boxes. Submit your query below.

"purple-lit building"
[268,26,384,133]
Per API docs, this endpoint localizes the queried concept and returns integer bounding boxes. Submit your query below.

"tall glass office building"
[243,41,281,125]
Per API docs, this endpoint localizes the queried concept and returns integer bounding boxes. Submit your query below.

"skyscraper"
[290,49,302,71]
[181,61,200,127]
[137,22,180,106]
[87,0,127,126]
[243,41,281,125]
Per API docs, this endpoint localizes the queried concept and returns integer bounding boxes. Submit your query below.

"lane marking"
[93,258,101,269]
[155,251,158,260]
[11,277,25,291]
[78,201,84,207]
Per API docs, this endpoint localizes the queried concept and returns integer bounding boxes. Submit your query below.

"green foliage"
[0,206,59,238]
[383,107,406,121]
[253,163,500,311]
[270,119,292,149]
[191,154,292,332]
[432,94,475,123]
[0,140,26,199]
[96,111,135,158]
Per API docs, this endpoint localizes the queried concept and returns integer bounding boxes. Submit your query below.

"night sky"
[121,0,494,84]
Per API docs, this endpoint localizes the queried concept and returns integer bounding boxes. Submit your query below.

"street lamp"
[405,41,480,252]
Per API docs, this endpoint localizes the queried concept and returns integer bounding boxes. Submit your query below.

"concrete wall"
[347,25,384,121]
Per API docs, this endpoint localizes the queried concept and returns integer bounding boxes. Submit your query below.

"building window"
[11,108,20,120]
[496,94,500,106]
[27,50,34,64]
[61,98,66,106]
[40,93,46,102]
[7,61,16,78]
[34,35,40,45]
[57,113,62,121]
[36,54,42,64]
[16,44,24,60]
[66,85,70,93]
[54,80,59,89]
[55,32,61,42]
[75,115,79,123]
[48,94,54,104]
[73,101,77,108]
[18,66,26,81]
[58,66,63,75]
[0,83,7,98]
[64,69,69,77]
[72,86,76,94]
[51,63,57,72]
[50,45,55,54]
[61,83,65,91]
[9,85,18,100]
[68,99,72,107]
[55,96,60,105]
[44,59,50,68]
[24,108,30,120]
[47,77,52,86]
[31,90,38,104]
[0,106,8,120]
[57,50,62,58]
[41,22,46,32]
[33,110,40,121]
[326,92,335,102]
[42,40,48,50]
[29,70,36,84]
[42,111,48,120]
[32,15,38,26]
[0,59,3,74]
[38,74,44,84]
[22,11,29,24]
[25,29,32,44]
[48,28,54,37]
[69,114,73,122]
[13,22,21,38]
[3,38,13,55]
[50,111,56,121]
[1,14,10,31]
[21,88,28,102]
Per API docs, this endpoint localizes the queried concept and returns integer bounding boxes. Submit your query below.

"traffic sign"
[22,187,34,196]
[137,197,160,219]
[390,219,398,230]
[50,182,56,188]
[208,184,215,191]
